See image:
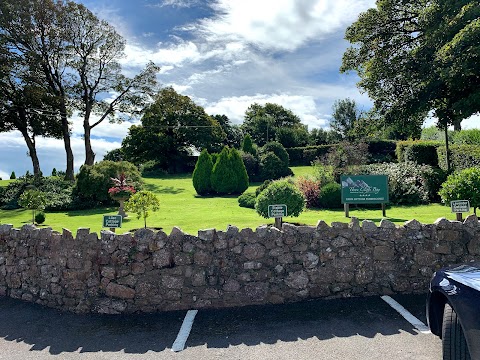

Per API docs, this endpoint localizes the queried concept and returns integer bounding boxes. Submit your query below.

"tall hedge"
[192,149,213,195]
[395,140,441,164]
[230,148,249,194]
[437,145,480,171]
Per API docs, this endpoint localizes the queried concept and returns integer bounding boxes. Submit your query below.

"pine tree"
[242,134,256,155]
[192,149,213,195]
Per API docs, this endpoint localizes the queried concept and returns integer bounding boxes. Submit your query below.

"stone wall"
[0,216,479,314]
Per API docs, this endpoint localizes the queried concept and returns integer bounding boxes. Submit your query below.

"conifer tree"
[229,148,249,194]
[192,149,213,195]
[211,147,236,194]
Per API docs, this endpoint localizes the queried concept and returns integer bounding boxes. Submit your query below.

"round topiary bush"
[318,182,342,209]
[238,192,256,208]
[439,167,480,214]
[255,179,305,218]
[35,211,46,224]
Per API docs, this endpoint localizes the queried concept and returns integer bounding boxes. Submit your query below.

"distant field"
[0,166,472,235]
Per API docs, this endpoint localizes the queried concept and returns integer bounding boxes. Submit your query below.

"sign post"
[103,215,123,232]
[341,175,389,218]
[268,204,287,228]
[451,200,470,221]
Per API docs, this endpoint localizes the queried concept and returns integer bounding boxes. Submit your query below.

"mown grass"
[0,166,473,235]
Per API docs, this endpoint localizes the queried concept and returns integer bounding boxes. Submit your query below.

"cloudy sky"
[0,0,478,179]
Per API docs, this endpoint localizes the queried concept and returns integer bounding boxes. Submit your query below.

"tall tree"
[341,0,480,171]
[330,98,362,141]
[122,87,224,173]
[0,0,159,180]
[211,114,243,149]
[63,3,159,166]
[241,103,303,147]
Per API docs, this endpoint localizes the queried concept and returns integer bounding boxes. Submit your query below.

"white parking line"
[381,295,431,334]
[171,309,198,352]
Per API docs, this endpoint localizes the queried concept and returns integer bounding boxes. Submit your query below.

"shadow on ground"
[0,295,427,355]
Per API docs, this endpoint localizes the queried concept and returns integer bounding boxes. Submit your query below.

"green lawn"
[0,167,473,235]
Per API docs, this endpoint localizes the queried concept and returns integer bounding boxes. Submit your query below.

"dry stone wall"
[0,216,479,314]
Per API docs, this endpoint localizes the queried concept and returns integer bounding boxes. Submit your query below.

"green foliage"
[124,190,160,228]
[139,160,167,178]
[122,87,224,173]
[258,152,286,181]
[229,148,249,194]
[323,142,369,182]
[295,177,321,208]
[259,141,289,167]
[242,134,256,155]
[51,168,57,176]
[286,145,334,166]
[241,103,303,147]
[240,152,258,181]
[330,98,362,141]
[361,162,443,205]
[452,129,480,145]
[10,171,16,180]
[211,148,237,195]
[103,148,125,162]
[437,145,480,171]
[237,192,256,209]
[403,143,439,167]
[35,211,46,224]
[0,175,74,210]
[366,140,397,163]
[72,160,142,208]
[19,189,47,224]
[312,163,335,187]
[192,149,213,195]
[439,167,480,214]
[255,180,273,197]
[318,183,342,209]
[255,179,305,218]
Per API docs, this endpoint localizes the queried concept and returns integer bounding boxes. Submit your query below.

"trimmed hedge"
[396,140,441,164]
[437,145,480,171]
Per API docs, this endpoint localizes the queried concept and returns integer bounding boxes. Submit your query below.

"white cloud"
[199,0,376,51]
[147,0,202,9]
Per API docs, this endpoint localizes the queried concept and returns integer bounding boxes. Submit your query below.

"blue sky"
[0,0,478,179]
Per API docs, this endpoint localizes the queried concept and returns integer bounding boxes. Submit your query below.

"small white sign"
[451,200,470,213]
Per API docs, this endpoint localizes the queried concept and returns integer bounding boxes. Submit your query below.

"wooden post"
[456,213,462,221]
[382,203,386,217]
[275,217,282,229]
[109,228,116,233]
[344,203,349,218]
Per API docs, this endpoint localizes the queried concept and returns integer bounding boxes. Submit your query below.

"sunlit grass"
[0,166,473,236]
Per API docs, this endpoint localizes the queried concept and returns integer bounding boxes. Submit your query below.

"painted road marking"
[381,295,431,334]
[171,309,198,352]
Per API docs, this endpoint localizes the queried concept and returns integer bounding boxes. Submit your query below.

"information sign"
[341,175,389,204]
[451,200,470,213]
[268,204,287,218]
[103,215,122,228]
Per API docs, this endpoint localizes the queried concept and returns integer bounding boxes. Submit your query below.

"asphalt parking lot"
[0,294,441,360]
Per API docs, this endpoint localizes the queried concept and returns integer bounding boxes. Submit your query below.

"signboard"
[451,200,470,213]
[341,175,389,204]
[268,204,287,218]
[103,215,122,228]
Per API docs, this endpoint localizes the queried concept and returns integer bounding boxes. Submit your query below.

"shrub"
[211,147,238,194]
[255,179,305,218]
[10,171,16,180]
[318,182,342,209]
[18,189,47,224]
[35,212,46,224]
[51,168,57,177]
[258,152,286,181]
[286,145,333,166]
[72,160,142,208]
[230,148,249,194]
[0,175,74,210]
[240,152,259,181]
[439,167,480,214]
[192,149,213,195]
[259,141,289,167]
[360,162,441,205]
[323,142,369,182]
[312,162,335,187]
[140,160,167,178]
[124,190,160,228]
[452,129,480,145]
[396,140,441,163]
[295,177,321,208]
[255,179,273,197]
[365,140,397,163]
[238,192,256,208]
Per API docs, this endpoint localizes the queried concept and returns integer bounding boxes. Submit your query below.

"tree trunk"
[60,106,75,181]
[84,106,95,166]
[22,132,41,176]
[453,118,462,131]
[444,122,451,173]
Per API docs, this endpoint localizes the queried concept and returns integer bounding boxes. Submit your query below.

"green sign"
[103,215,122,228]
[341,175,389,204]
[268,204,287,218]
[451,200,470,213]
